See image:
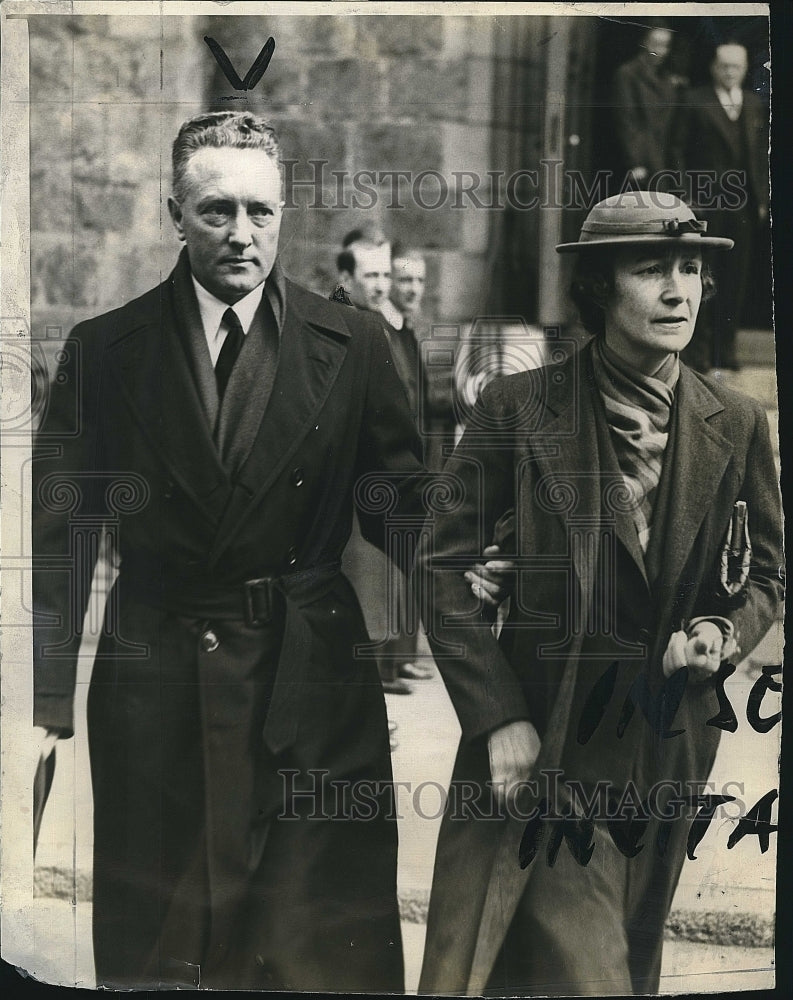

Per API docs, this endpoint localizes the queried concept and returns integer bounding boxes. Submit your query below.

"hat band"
[582,217,708,236]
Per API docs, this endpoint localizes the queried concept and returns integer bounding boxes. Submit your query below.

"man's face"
[391,255,426,319]
[341,243,392,311]
[711,44,748,91]
[168,146,283,304]
[604,247,703,372]
[644,28,672,64]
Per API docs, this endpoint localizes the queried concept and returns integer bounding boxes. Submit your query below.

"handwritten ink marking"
[204,36,275,91]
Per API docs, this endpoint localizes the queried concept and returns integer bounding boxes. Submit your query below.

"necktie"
[215,307,244,401]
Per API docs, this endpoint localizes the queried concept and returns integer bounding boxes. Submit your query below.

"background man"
[337,229,434,693]
[32,111,424,992]
[612,22,683,190]
[675,41,769,370]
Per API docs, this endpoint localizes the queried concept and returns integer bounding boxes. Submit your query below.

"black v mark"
[204,36,276,91]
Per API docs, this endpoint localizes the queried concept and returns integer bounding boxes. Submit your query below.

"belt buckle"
[244,577,274,627]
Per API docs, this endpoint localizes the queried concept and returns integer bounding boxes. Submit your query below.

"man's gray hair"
[171,111,282,202]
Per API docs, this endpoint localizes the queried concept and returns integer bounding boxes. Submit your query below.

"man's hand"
[662,621,724,681]
[465,544,515,607]
[487,719,541,809]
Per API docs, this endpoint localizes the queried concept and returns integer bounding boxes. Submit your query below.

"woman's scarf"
[591,338,679,553]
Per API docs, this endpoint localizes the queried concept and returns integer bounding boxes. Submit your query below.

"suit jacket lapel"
[207,282,351,566]
[704,86,743,155]
[654,365,733,597]
[107,281,230,522]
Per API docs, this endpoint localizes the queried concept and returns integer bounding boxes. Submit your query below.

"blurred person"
[612,22,685,190]
[417,192,782,996]
[336,232,503,695]
[674,41,769,371]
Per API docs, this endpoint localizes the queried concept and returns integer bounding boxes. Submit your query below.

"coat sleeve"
[414,380,532,742]
[32,322,104,737]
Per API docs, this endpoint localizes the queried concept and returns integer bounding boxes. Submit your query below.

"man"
[674,41,769,370]
[390,243,427,328]
[417,193,783,995]
[612,22,683,189]
[336,230,434,692]
[32,112,425,992]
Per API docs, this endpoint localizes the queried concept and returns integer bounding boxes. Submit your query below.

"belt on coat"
[120,560,343,756]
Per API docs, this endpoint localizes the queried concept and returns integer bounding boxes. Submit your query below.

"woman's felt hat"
[555,191,734,252]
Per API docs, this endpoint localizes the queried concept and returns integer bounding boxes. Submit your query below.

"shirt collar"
[191,276,265,339]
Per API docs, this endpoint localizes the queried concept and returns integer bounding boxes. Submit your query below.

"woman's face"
[603,247,703,373]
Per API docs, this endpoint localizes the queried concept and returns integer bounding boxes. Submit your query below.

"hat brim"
[555,235,734,253]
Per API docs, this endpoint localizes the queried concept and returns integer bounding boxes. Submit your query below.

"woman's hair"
[570,246,717,337]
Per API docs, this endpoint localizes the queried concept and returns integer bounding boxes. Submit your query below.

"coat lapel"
[107,283,230,523]
[528,347,603,608]
[654,365,733,597]
[529,345,648,592]
[207,283,352,566]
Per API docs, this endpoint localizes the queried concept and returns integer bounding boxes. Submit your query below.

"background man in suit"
[32,111,425,992]
[676,42,769,370]
[612,22,682,190]
[337,230,434,694]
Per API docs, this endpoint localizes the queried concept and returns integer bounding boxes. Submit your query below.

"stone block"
[356,16,443,56]
[387,59,470,122]
[386,200,461,252]
[32,236,104,310]
[253,14,358,56]
[73,179,138,232]
[443,16,495,59]
[71,104,109,180]
[443,122,491,181]
[306,59,385,115]
[275,118,347,179]
[436,251,489,322]
[356,124,444,179]
[29,31,74,103]
[72,35,160,103]
[30,171,73,234]
[29,105,73,164]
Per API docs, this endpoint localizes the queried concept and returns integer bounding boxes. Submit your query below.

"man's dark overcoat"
[612,55,681,178]
[673,85,769,367]
[417,342,783,995]
[32,254,424,991]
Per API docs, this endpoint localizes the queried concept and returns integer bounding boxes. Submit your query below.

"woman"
[417,192,783,996]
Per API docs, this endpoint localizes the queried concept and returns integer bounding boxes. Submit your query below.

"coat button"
[286,546,298,566]
[163,480,175,500]
[291,467,304,487]
[200,628,220,653]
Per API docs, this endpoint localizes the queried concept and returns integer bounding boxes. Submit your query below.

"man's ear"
[338,269,353,286]
[167,196,185,241]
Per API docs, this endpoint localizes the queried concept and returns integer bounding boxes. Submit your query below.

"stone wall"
[29,14,206,342]
[29,13,555,335]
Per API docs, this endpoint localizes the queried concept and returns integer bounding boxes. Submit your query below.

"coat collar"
[529,342,732,599]
[106,264,354,556]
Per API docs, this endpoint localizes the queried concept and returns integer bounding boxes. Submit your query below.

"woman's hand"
[662,621,725,681]
[465,545,515,608]
[487,719,541,809]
